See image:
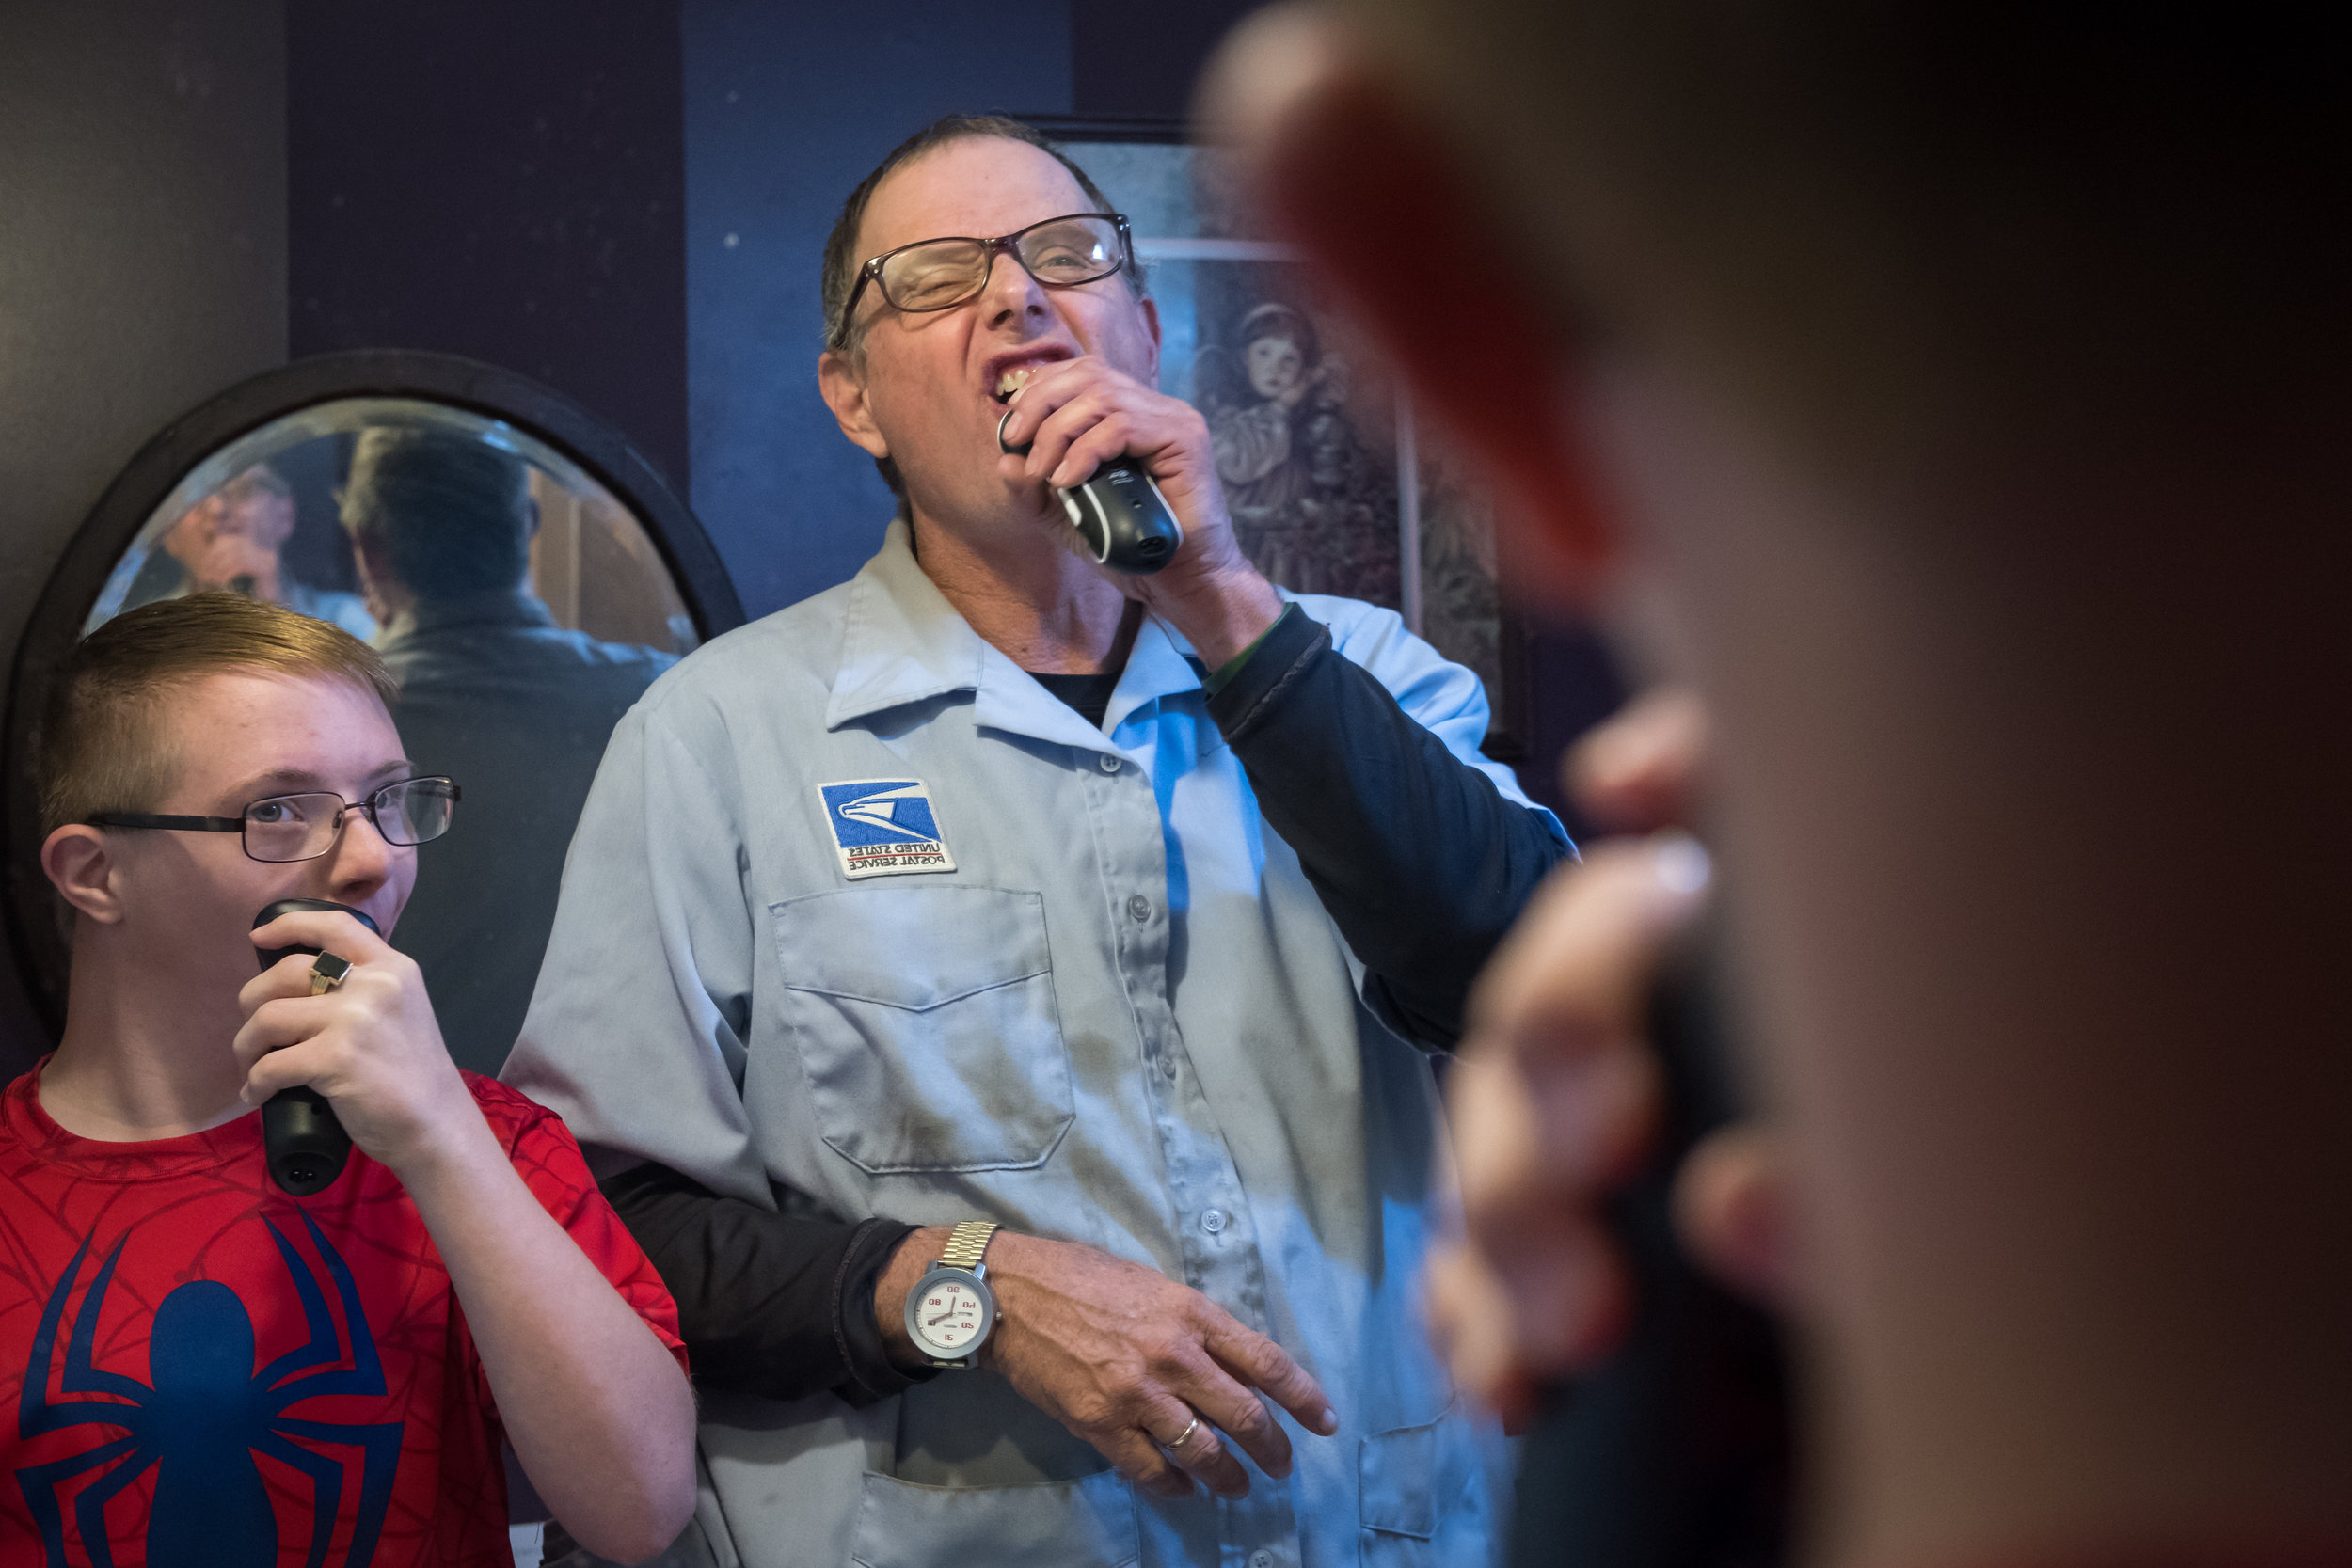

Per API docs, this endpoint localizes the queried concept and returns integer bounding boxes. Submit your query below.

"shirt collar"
[378,587,557,647]
[824,518,1208,749]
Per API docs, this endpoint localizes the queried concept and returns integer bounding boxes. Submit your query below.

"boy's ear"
[1232,43,1621,599]
[41,825,127,927]
[818,349,892,464]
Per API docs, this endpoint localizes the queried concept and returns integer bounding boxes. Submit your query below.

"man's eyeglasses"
[90,777,461,864]
[834,213,1133,348]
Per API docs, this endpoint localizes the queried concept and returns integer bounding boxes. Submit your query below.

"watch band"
[939,1219,998,1273]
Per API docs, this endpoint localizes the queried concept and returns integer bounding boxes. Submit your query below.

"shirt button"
[1127,894,1152,922]
[1200,1209,1229,1235]
[1099,752,1122,772]
[1251,1552,1275,1568]
[1158,1053,1179,1080]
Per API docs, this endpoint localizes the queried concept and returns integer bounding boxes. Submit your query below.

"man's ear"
[41,825,126,927]
[1230,44,1619,597]
[818,349,892,463]
[347,532,409,623]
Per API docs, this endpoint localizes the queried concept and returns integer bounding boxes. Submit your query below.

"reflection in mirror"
[85,398,696,1074]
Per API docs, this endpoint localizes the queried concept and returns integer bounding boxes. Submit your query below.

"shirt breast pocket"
[771,886,1075,1175]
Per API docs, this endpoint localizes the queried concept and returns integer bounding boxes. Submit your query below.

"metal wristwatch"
[902,1220,1001,1369]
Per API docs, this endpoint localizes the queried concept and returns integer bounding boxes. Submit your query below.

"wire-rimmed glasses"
[833,213,1134,348]
[91,777,461,863]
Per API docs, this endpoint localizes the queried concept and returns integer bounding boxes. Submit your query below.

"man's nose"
[979,247,1049,330]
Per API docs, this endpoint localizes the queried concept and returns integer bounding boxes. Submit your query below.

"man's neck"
[40,946,248,1142]
[906,503,1136,674]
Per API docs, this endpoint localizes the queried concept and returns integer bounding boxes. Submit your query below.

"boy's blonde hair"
[37,594,398,835]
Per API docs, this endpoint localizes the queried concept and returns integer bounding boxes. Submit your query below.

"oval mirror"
[5,352,743,1076]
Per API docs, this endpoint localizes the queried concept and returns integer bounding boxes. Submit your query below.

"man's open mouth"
[987,349,1073,404]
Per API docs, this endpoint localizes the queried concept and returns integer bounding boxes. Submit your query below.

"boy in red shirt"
[3,594,694,1565]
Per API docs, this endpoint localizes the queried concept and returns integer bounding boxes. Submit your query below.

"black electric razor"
[998,406,1183,575]
[1510,921,1794,1568]
[252,897,380,1196]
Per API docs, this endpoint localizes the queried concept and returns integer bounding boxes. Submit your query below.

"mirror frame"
[2,349,746,1038]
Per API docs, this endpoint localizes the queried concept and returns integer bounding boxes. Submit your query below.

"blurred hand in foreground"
[1424,691,1788,1427]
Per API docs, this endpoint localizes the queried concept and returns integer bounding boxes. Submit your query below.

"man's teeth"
[996,367,1034,401]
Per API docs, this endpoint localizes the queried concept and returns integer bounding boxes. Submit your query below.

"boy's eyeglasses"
[91,777,461,863]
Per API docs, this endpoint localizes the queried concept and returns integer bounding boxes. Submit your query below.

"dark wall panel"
[682,0,1073,617]
[1071,0,1264,125]
[0,0,290,1069]
[288,1,690,492]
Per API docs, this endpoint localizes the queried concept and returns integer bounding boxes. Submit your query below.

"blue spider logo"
[15,1212,404,1568]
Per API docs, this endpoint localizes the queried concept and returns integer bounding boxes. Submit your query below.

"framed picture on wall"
[1042,124,1529,759]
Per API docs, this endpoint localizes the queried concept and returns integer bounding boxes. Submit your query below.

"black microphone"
[998,406,1184,575]
[1509,921,1794,1568]
[251,897,379,1196]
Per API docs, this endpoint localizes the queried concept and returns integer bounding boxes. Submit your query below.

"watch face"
[914,1276,988,1354]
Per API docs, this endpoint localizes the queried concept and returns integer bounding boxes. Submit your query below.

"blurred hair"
[38,594,397,835]
[821,115,1144,502]
[1345,0,2352,482]
[341,429,533,602]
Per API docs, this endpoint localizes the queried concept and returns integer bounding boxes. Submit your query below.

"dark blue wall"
[682,1,1075,617]
[289,1,689,493]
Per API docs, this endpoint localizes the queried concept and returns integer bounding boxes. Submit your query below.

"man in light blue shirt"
[503,115,1570,1568]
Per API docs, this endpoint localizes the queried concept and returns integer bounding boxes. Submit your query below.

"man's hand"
[993,357,1282,667]
[232,908,480,1176]
[879,1227,1336,1499]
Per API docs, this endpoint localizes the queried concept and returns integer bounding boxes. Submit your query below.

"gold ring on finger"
[309,953,353,996]
[1164,1416,1201,1453]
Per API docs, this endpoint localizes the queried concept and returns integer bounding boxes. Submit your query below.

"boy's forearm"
[398,1122,696,1562]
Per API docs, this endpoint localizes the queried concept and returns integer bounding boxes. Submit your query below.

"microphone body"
[251,898,379,1196]
[998,409,1184,575]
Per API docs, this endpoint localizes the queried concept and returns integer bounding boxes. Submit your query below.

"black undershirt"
[603,604,1574,1406]
[1025,667,1123,730]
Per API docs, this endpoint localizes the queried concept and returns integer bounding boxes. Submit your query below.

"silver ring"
[1164,1416,1200,1452]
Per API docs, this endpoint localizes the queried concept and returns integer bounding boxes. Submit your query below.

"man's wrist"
[1205,601,1298,697]
[874,1225,955,1369]
[1152,565,1284,670]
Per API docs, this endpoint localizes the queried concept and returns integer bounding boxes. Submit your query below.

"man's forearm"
[1208,606,1574,1045]
[603,1163,925,1403]
[400,1128,695,1563]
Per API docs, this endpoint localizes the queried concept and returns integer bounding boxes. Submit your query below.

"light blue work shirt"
[504,521,1534,1568]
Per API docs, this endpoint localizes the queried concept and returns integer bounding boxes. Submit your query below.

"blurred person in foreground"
[341,429,675,1075]
[1208,7,2352,1568]
[5,594,693,1564]
[503,112,1572,1568]
[125,463,377,640]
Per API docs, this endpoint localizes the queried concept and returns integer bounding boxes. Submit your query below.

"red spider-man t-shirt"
[0,1064,689,1567]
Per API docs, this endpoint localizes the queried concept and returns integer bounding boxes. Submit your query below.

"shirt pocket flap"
[1359,1414,1441,1540]
[775,887,1048,1009]
[850,1469,1138,1568]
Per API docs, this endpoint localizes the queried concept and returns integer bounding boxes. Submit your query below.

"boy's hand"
[233,909,480,1176]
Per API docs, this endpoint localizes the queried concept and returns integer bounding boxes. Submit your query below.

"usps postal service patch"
[818,779,958,879]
